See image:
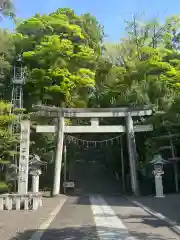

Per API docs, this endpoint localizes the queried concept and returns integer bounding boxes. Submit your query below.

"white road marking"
[90,195,136,240]
[30,196,67,240]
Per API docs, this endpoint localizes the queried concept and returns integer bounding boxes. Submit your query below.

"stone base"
[155,195,165,198]
[0,192,43,211]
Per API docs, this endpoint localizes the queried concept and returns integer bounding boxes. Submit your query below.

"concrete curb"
[131,199,180,236]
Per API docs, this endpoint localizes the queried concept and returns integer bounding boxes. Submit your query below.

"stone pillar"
[53,117,64,196]
[120,136,125,192]
[32,175,39,193]
[30,169,42,193]
[126,112,139,196]
[154,174,164,197]
[18,120,30,194]
[63,144,67,194]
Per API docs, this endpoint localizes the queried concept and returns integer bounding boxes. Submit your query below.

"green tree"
[11,8,104,173]
[0,29,14,96]
[14,8,100,109]
[95,15,180,166]
[0,0,15,19]
[0,101,18,191]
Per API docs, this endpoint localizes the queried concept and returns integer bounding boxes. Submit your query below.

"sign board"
[18,120,30,194]
[63,181,75,188]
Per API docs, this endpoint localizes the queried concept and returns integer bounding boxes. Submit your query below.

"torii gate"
[31,105,153,196]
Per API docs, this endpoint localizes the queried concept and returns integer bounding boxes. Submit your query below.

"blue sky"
[1,0,180,41]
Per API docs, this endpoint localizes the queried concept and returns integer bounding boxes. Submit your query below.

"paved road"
[33,158,180,240]
[129,194,180,224]
[41,195,98,240]
[4,158,180,239]
[37,194,180,240]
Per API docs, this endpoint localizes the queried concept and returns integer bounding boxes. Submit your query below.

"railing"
[0,193,42,211]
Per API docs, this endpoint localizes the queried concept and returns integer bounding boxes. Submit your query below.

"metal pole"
[126,112,139,196]
[120,135,125,192]
[64,144,67,194]
[52,117,64,196]
[170,137,178,193]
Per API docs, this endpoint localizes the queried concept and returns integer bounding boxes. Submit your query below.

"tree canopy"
[14,8,103,109]
[0,0,15,19]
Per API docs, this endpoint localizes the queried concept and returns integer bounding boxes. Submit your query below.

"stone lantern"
[150,154,168,198]
[29,154,46,193]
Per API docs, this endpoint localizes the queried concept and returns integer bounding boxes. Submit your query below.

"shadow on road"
[10,226,177,240]
[73,195,180,238]
[131,194,180,224]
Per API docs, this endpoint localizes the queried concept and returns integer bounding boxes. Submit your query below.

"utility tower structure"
[11,54,25,192]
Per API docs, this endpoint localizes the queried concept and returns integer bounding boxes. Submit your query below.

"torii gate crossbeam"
[36,124,153,133]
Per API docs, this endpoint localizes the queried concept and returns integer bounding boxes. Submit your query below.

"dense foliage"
[0,101,18,192]
[14,9,103,109]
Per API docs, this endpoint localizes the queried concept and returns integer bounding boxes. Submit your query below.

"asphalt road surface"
[41,194,180,240]
[40,160,180,240]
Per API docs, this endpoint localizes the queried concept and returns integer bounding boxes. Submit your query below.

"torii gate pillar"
[126,112,139,196]
[52,117,64,196]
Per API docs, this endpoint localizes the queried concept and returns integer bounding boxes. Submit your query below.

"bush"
[0,181,9,193]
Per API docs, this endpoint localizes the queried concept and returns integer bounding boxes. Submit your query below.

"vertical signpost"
[18,120,30,194]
